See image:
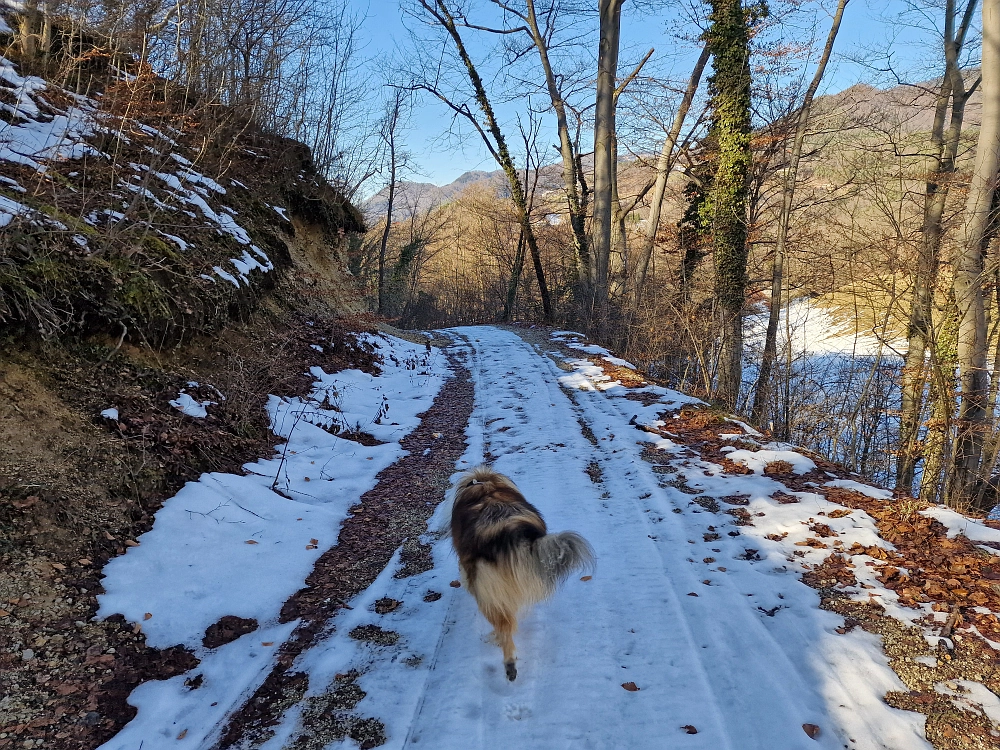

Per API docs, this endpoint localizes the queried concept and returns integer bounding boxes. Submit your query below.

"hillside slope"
[0,32,381,749]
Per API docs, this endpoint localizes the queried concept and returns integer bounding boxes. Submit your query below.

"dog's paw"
[505,661,517,681]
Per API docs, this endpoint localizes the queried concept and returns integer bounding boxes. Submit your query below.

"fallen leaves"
[244,540,259,545]
[621,681,640,691]
[828,486,1000,633]
[12,495,40,509]
[763,461,795,477]
[802,723,821,739]
[143,613,152,620]
[772,492,800,505]
[801,553,857,590]
[580,575,592,581]
[449,580,461,588]
[681,725,698,734]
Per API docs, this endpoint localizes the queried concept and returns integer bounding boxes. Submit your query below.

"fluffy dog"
[450,465,595,681]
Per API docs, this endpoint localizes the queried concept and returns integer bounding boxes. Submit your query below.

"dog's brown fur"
[450,465,595,680]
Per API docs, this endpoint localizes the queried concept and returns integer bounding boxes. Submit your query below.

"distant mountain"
[364,73,982,225]
[814,73,982,134]
[363,170,504,222]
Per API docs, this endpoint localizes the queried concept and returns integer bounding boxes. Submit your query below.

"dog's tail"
[529,531,596,593]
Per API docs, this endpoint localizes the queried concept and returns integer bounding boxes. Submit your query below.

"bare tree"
[751,0,849,424]
[946,0,1000,509]
[591,0,625,331]
[411,0,553,321]
[896,0,981,491]
[632,42,710,300]
[377,88,410,315]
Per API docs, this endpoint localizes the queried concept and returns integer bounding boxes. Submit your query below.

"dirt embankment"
[0,61,375,749]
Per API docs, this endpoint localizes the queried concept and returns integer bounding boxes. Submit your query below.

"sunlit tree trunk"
[897,0,979,492]
[945,0,1000,509]
[523,0,590,290]
[591,0,624,331]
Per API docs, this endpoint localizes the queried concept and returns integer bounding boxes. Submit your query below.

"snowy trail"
[267,326,927,750]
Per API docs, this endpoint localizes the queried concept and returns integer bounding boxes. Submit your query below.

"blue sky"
[359,0,957,186]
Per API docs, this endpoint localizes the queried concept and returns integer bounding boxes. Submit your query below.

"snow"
[271,204,289,220]
[212,266,241,287]
[96,335,450,747]
[99,326,1000,749]
[0,174,25,192]
[551,329,639,369]
[100,408,119,421]
[0,57,103,170]
[0,14,11,34]
[169,392,214,418]
[725,446,817,475]
[158,232,190,251]
[746,297,900,358]
[935,680,1000,724]
[0,193,29,226]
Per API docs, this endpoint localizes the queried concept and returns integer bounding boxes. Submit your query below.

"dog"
[450,465,595,681]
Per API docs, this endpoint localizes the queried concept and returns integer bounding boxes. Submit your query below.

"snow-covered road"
[99,326,940,749]
[259,327,927,750]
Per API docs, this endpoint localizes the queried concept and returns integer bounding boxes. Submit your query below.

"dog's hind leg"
[483,607,518,680]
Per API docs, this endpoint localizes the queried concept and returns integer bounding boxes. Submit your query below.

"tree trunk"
[920,296,959,502]
[706,0,754,409]
[898,0,980,492]
[634,44,711,299]
[524,0,590,289]
[591,0,624,332]
[425,0,553,322]
[377,93,404,316]
[945,0,1000,509]
[17,0,38,60]
[503,229,526,321]
[377,156,396,315]
[751,0,848,425]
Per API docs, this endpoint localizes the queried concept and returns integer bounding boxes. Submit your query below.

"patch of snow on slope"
[552,329,638,369]
[824,479,893,499]
[96,335,449,748]
[745,296,900,357]
[0,57,103,170]
[0,193,29,226]
[169,391,215,418]
[725,446,817,475]
[921,505,1000,547]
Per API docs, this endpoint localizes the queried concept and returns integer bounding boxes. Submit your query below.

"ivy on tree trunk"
[705,0,758,409]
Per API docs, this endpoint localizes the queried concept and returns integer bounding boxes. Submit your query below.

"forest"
[2,0,999,511]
